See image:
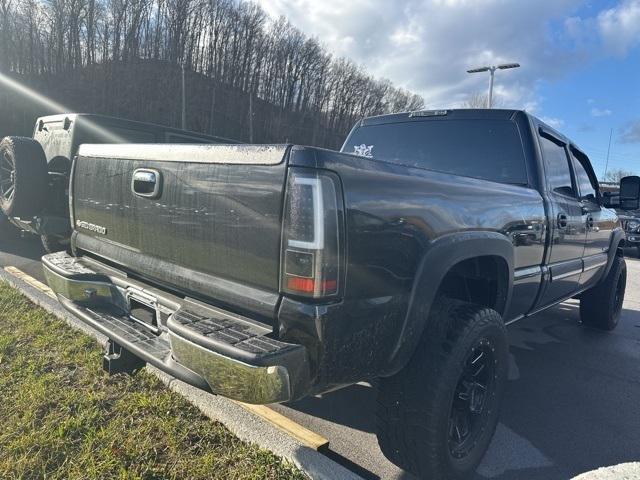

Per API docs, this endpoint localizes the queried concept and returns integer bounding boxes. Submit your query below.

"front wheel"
[376,298,508,479]
[580,255,626,331]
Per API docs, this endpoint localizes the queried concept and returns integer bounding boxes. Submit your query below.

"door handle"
[132,169,162,198]
[557,213,568,229]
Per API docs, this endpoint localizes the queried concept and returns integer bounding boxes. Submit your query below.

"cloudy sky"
[255,0,640,177]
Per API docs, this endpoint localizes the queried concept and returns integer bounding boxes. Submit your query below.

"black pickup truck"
[0,113,234,252]
[42,109,640,479]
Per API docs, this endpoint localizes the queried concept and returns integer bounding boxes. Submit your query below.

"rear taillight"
[281,169,342,299]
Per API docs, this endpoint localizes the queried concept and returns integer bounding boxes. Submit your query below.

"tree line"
[0,0,424,147]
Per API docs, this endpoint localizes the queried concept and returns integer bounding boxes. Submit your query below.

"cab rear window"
[343,119,528,185]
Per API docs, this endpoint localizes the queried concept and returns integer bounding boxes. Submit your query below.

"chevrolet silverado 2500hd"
[0,113,235,252]
[42,109,640,479]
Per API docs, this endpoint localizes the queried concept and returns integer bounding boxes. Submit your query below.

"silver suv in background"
[0,114,235,252]
[620,213,640,257]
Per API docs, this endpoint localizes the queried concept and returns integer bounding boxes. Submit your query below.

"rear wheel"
[376,298,508,479]
[580,255,626,331]
[0,137,48,218]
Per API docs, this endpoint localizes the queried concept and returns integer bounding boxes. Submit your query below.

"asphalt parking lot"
[1,234,639,480]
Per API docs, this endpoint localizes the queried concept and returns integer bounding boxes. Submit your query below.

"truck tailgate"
[71,144,289,320]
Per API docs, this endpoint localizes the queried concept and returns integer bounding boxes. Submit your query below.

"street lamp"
[181,63,187,130]
[467,63,520,108]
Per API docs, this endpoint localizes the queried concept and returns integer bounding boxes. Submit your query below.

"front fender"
[601,227,626,280]
[384,231,514,376]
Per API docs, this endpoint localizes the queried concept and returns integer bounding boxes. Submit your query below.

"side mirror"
[620,176,640,211]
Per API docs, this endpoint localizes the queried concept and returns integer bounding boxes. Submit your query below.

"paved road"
[2,233,639,480]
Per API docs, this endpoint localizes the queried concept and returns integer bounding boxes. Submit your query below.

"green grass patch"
[0,282,305,480]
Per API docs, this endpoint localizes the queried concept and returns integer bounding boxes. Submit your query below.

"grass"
[0,282,306,480]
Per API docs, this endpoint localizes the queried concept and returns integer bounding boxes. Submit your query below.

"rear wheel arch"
[385,231,514,376]
[437,255,510,315]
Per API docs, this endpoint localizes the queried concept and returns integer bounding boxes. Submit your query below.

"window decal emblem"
[353,144,374,158]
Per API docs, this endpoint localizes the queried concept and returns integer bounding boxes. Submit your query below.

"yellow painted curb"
[4,266,56,299]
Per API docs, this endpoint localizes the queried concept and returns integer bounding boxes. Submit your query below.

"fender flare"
[385,231,514,376]
[601,228,626,280]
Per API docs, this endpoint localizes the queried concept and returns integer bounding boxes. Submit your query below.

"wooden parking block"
[234,401,329,451]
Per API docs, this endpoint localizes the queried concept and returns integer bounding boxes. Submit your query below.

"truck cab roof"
[358,109,522,127]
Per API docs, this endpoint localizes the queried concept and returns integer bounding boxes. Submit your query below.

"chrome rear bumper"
[43,251,310,404]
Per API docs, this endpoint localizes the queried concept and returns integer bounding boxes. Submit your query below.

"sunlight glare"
[0,71,126,143]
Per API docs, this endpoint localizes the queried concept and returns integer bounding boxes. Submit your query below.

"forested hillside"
[0,0,424,147]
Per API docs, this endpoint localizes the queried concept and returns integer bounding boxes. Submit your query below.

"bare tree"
[0,0,15,70]
[1,0,425,148]
[603,169,635,183]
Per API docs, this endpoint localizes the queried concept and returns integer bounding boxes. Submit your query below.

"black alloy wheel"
[0,148,16,204]
[448,339,497,460]
[613,270,626,318]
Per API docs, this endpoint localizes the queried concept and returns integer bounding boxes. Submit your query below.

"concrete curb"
[572,463,640,479]
[0,268,361,480]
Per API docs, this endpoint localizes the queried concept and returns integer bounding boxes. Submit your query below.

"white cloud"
[541,116,565,129]
[255,0,639,111]
[565,1,640,56]
[591,107,613,117]
[597,0,640,56]
[620,120,640,143]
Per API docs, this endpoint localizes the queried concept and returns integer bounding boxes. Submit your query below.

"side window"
[111,128,157,143]
[570,150,597,203]
[540,135,574,197]
[165,133,219,144]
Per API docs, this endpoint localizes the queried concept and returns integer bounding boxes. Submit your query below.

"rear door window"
[343,119,528,184]
[570,149,597,203]
[540,135,575,197]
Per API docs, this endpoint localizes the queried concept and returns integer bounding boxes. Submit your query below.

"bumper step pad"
[170,309,299,362]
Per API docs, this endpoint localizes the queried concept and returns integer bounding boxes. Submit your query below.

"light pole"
[181,63,187,130]
[467,63,520,108]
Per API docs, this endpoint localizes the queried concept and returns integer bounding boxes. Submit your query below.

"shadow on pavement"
[285,301,640,480]
[286,383,377,435]
[0,233,44,261]
[483,304,640,479]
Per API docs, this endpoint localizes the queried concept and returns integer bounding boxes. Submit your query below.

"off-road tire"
[376,298,508,479]
[41,234,69,254]
[0,136,48,218]
[580,255,626,331]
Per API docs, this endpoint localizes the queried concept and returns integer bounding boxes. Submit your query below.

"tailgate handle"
[132,169,162,198]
